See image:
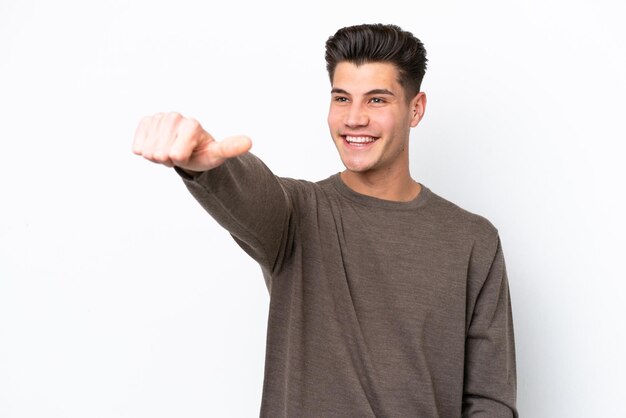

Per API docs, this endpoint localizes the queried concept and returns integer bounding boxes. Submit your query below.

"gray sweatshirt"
[178,153,517,417]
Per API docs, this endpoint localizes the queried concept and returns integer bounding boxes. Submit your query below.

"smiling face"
[328,61,425,177]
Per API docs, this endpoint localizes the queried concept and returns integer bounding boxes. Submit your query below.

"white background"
[1,0,625,416]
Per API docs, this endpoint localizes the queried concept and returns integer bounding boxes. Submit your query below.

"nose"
[344,103,369,128]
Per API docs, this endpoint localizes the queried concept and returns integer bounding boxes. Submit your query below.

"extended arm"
[132,112,291,275]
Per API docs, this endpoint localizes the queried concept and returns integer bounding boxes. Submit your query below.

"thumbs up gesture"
[132,112,252,173]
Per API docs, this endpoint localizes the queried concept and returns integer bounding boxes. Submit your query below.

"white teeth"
[346,136,376,144]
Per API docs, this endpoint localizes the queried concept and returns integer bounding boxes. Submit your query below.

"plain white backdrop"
[1,0,625,416]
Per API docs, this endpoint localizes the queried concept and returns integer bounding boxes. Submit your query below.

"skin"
[133,61,426,203]
[328,61,427,202]
[132,112,251,173]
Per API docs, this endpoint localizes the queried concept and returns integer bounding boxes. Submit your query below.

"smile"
[343,135,378,145]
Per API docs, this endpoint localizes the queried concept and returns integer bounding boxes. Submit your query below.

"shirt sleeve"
[175,152,292,278]
[462,235,518,417]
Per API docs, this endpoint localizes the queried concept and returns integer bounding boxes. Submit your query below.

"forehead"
[332,62,402,92]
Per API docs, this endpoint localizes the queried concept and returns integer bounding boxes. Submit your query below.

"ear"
[410,92,427,128]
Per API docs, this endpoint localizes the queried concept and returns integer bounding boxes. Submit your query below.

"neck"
[340,167,421,202]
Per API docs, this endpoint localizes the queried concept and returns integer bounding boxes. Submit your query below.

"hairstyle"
[325,23,428,101]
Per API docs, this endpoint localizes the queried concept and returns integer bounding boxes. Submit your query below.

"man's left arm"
[463,235,518,417]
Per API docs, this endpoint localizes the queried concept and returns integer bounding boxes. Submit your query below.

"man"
[133,24,517,417]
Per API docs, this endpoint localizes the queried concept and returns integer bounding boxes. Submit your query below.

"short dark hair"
[325,23,428,100]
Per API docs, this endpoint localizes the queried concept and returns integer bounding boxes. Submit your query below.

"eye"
[333,96,349,103]
[370,97,386,104]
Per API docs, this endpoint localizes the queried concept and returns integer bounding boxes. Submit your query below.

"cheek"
[375,113,397,132]
[327,109,342,129]
[382,110,410,132]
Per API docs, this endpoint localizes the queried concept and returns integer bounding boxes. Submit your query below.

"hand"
[132,112,252,173]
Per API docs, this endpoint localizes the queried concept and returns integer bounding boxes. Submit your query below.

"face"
[327,61,425,176]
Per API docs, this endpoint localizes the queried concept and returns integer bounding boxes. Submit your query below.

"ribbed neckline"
[329,173,432,211]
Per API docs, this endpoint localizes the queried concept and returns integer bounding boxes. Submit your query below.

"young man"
[133,24,517,417]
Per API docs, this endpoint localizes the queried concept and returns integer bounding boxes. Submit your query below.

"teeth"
[346,136,376,144]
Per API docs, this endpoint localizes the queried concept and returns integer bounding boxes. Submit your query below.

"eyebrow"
[331,88,395,96]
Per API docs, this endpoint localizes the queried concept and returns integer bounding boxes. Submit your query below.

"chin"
[341,159,375,173]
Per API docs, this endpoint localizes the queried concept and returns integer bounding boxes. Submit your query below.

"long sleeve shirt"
[177,153,518,417]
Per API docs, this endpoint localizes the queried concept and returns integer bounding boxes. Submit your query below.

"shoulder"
[424,187,501,255]
[276,176,320,197]
[429,189,497,233]
[276,173,340,199]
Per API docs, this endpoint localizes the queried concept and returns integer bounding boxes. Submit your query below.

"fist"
[132,112,252,173]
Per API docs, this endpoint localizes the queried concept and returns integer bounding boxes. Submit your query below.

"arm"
[463,236,518,417]
[132,112,291,275]
[176,153,291,274]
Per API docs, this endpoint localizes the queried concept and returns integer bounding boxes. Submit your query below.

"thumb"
[213,135,253,159]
